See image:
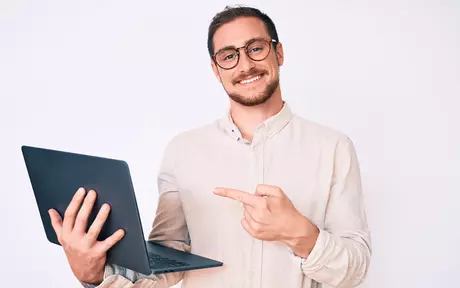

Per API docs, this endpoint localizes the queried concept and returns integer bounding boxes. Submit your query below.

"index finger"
[213,187,261,207]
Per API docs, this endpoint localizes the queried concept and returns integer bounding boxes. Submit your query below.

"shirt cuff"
[80,282,97,288]
[79,263,130,288]
[80,274,133,288]
[299,228,331,273]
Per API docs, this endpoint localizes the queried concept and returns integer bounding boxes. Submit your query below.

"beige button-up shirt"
[91,103,371,288]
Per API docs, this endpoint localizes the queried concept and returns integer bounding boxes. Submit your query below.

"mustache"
[233,68,267,84]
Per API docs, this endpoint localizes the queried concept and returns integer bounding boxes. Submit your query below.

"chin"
[229,92,273,107]
[227,78,279,107]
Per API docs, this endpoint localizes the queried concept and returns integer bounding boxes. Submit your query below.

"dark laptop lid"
[21,145,152,275]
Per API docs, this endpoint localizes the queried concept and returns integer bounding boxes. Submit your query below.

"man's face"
[211,17,284,107]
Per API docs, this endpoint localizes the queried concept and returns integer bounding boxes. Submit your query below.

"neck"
[229,88,283,141]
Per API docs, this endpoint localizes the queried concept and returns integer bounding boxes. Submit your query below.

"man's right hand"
[48,187,125,285]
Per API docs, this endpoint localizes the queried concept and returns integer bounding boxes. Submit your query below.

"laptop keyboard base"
[148,252,190,269]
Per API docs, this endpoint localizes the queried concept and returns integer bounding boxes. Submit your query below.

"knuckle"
[260,199,269,209]
[74,214,82,222]
[95,217,104,226]
[88,228,99,239]
[258,212,267,221]
[86,231,95,240]
[75,217,85,227]
[81,236,93,248]
[262,209,270,217]
[64,209,75,218]
[95,214,106,226]
[59,233,68,244]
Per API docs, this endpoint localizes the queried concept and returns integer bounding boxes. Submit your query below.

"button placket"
[251,129,266,288]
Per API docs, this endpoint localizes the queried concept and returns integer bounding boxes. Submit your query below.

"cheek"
[220,72,235,86]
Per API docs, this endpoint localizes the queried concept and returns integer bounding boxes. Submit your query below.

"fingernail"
[78,187,85,195]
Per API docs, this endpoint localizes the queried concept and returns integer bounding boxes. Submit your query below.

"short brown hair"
[207,5,280,58]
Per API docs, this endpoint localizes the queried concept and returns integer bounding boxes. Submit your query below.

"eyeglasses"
[213,38,277,70]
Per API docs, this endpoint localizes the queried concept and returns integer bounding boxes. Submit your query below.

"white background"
[1,0,459,287]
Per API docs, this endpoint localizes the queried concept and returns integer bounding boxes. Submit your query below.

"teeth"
[240,75,261,84]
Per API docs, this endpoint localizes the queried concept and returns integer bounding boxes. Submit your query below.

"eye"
[217,50,237,62]
[247,40,268,55]
[250,46,263,53]
[224,54,235,61]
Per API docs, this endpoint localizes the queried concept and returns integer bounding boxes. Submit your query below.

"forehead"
[213,17,270,52]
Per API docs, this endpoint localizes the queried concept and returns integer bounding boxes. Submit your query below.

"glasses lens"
[247,40,270,61]
[216,49,238,69]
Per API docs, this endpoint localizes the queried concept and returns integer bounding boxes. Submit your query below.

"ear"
[211,60,222,82]
[275,42,284,66]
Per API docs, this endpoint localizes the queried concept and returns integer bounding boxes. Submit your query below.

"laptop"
[21,145,223,275]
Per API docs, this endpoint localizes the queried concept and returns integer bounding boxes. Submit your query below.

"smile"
[238,74,263,85]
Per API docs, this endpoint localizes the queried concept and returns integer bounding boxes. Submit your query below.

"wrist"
[79,268,104,285]
[282,215,319,258]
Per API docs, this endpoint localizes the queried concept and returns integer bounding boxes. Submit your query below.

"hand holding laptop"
[48,187,125,285]
[22,145,223,279]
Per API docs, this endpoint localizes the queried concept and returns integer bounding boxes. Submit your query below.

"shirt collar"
[218,101,293,142]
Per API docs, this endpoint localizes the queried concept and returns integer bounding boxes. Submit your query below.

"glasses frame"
[212,38,278,70]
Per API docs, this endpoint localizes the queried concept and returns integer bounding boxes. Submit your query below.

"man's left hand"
[213,184,319,256]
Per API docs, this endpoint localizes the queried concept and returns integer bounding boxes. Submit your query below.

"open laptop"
[21,145,223,275]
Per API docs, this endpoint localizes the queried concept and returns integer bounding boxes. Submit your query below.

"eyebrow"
[214,37,266,55]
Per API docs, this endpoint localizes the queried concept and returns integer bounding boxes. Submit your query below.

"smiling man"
[55,5,371,288]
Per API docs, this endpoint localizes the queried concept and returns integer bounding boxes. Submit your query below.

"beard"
[224,68,280,107]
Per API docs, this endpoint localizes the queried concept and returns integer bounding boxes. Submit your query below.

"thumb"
[254,184,281,197]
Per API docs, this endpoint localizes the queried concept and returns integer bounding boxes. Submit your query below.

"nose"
[237,49,255,72]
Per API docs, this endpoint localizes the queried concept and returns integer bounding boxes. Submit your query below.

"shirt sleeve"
[80,282,97,288]
[82,138,191,288]
[79,273,134,288]
[300,136,372,288]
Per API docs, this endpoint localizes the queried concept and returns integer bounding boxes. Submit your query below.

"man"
[49,5,371,288]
